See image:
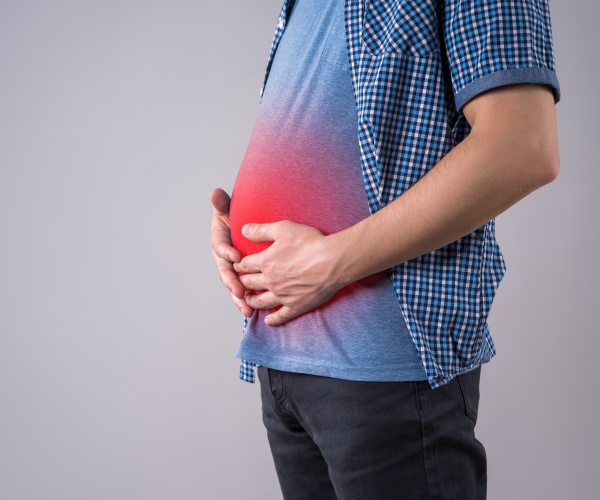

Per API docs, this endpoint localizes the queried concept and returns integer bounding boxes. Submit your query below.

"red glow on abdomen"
[229,122,369,259]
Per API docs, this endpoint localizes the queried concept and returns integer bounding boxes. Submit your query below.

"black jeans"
[257,365,486,500]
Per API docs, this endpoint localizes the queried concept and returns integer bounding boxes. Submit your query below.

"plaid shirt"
[238,0,560,388]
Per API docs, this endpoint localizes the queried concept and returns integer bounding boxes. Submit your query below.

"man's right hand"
[210,188,254,317]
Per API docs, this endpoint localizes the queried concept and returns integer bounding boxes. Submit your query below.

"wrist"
[324,230,357,289]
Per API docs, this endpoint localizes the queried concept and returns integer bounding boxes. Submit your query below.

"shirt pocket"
[361,0,439,58]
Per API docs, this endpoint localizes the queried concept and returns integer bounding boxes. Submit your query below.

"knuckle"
[216,261,232,275]
[217,243,231,259]
[258,258,271,273]
[258,294,270,307]
[211,242,224,258]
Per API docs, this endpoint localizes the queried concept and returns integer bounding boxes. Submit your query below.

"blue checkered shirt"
[238,0,560,388]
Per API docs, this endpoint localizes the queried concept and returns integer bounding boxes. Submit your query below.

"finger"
[245,291,281,310]
[210,194,242,263]
[209,188,231,215]
[214,255,246,299]
[229,290,254,317]
[241,222,280,243]
[239,272,269,291]
[212,238,242,263]
[215,254,253,315]
[264,306,300,326]
[234,254,262,274]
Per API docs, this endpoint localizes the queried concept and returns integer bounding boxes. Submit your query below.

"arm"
[235,83,560,325]
[209,188,254,317]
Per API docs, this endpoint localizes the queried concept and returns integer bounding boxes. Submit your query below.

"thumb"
[242,223,277,243]
[210,188,231,215]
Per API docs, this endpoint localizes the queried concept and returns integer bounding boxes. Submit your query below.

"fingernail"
[242,224,253,236]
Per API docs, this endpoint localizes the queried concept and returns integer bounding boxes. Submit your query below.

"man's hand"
[220,84,558,327]
[232,84,559,329]
[233,221,345,326]
[210,188,253,317]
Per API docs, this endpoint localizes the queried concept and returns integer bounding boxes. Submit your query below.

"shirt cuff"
[454,67,561,112]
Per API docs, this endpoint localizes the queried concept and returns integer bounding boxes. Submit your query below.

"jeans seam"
[415,381,432,500]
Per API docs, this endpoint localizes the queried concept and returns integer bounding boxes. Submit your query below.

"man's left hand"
[234,221,345,326]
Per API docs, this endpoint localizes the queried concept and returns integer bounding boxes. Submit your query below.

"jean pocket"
[456,367,481,425]
[362,0,439,57]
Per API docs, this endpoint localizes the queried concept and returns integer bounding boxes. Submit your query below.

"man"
[211,0,560,498]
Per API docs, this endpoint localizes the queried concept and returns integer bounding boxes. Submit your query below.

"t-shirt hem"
[454,66,561,112]
[236,351,428,382]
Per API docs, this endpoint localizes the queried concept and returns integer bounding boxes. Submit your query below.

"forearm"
[235,85,559,326]
[329,100,559,287]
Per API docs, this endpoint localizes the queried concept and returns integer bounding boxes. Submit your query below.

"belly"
[230,127,369,258]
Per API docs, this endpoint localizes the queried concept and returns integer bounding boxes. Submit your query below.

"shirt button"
[277,18,285,29]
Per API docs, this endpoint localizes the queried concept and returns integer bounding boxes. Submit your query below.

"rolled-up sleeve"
[441,0,561,111]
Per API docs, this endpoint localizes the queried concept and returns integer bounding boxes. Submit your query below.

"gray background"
[0,1,597,498]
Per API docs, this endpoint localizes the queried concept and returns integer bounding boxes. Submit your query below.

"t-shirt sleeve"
[441,0,561,112]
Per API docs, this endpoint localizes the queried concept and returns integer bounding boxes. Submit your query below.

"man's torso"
[230,0,427,382]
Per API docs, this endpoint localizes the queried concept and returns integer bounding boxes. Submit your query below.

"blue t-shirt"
[230,0,427,381]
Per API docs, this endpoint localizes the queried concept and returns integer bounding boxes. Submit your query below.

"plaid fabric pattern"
[240,0,559,388]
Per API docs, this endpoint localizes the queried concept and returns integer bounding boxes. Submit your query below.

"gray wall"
[0,1,597,499]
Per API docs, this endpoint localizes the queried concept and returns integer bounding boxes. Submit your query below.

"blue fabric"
[234,0,427,382]
[241,0,560,388]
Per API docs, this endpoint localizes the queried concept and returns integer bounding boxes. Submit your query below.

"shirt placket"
[259,0,296,101]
